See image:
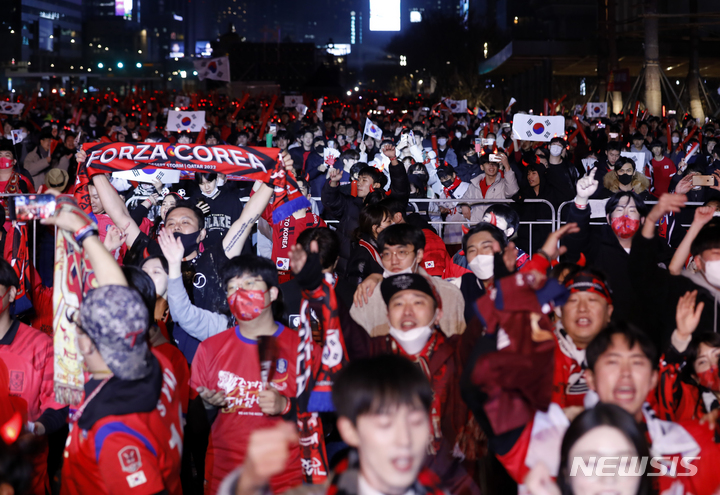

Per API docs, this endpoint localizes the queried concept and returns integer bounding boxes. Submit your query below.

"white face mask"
[468,254,494,280]
[389,324,434,355]
[201,186,218,198]
[672,136,680,144]
[437,138,448,146]
[383,262,416,279]
[455,132,462,139]
[217,177,226,187]
[549,144,563,157]
[702,258,720,288]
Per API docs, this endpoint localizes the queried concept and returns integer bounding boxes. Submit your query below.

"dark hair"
[613,156,636,173]
[194,172,218,185]
[39,129,53,141]
[332,354,433,425]
[380,197,408,222]
[296,227,340,270]
[0,434,42,495]
[557,403,652,495]
[484,204,520,238]
[0,140,15,158]
[586,321,658,372]
[339,149,360,163]
[377,224,426,252]
[354,203,390,241]
[349,161,367,181]
[121,266,156,328]
[548,262,579,284]
[683,332,720,382]
[165,200,205,230]
[604,191,648,218]
[222,255,286,323]
[606,141,622,153]
[140,255,169,274]
[0,259,19,289]
[691,218,720,256]
[462,222,507,253]
[357,166,383,186]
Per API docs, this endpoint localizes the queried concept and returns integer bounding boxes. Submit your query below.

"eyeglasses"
[228,278,267,292]
[381,249,414,261]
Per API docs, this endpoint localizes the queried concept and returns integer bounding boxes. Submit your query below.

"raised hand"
[575,168,598,206]
[675,290,704,341]
[537,222,580,260]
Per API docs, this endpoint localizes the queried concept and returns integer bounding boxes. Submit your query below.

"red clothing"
[190,324,302,495]
[0,320,64,495]
[421,228,469,278]
[478,178,491,198]
[649,156,677,197]
[262,209,326,284]
[154,342,190,415]
[61,351,183,495]
[550,328,588,408]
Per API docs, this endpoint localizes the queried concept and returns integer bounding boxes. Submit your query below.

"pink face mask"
[0,157,13,169]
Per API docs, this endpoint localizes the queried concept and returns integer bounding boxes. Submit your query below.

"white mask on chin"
[389,324,434,355]
[201,186,218,198]
[701,258,720,288]
[383,262,416,278]
[468,254,494,280]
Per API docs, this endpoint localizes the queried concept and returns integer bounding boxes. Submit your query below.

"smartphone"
[482,138,494,147]
[489,154,502,163]
[692,175,715,187]
[270,124,277,134]
[474,138,482,153]
[501,123,511,129]
[597,123,606,129]
[11,194,56,221]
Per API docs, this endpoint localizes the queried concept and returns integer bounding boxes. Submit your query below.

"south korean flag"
[167,110,206,132]
[512,114,565,142]
[284,95,303,108]
[586,102,607,118]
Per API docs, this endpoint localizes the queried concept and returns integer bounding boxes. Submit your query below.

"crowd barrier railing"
[556,200,706,230]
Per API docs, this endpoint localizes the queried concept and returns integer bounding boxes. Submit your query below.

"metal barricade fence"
[311,197,556,260]
[556,200,706,230]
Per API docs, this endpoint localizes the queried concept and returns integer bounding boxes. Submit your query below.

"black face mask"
[617,173,633,185]
[440,177,455,188]
[467,154,479,165]
[174,231,200,257]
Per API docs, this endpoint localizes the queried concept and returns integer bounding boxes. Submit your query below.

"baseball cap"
[79,285,152,380]
[381,274,438,306]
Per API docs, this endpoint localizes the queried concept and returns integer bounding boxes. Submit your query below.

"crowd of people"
[2,92,720,495]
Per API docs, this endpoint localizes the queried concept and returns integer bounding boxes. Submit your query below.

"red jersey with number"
[190,324,302,495]
[155,342,190,415]
[262,209,326,284]
[60,351,183,495]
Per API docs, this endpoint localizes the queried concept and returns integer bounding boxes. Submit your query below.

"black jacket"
[321,161,410,274]
[561,203,674,348]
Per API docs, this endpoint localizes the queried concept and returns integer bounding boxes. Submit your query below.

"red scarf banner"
[81,142,309,223]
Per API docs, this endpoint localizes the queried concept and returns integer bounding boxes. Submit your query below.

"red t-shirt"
[61,351,183,495]
[263,210,326,284]
[650,156,677,197]
[190,324,302,495]
[479,178,491,198]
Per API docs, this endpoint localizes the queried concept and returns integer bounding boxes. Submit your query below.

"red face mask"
[611,216,640,239]
[227,289,270,321]
[0,157,13,169]
[696,365,720,392]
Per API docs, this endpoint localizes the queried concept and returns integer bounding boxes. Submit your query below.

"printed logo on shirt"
[118,446,142,473]
[9,371,23,393]
[193,273,207,289]
[217,370,263,414]
[289,315,301,328]
[424,261,435,269]
[276,358,288,374]
[276,257,290,271]
[126,470,147,488]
